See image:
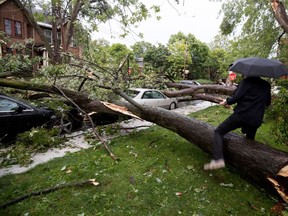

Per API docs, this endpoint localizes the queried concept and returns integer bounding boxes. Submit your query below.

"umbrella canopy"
[229,57,288,78]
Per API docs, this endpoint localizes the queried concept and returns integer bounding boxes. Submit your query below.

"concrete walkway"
[0,101,215,177]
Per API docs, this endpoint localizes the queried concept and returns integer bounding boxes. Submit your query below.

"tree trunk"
[133,105,288,203]
[271,0,288,33]
[0,78,287,203]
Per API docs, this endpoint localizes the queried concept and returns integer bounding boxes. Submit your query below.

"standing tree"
[168,32,210,80]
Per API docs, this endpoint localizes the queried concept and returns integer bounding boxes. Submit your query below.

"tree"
[205,48,227,82]
[0,78,288,204]
[219,0,287,59]
[2,0,288,205]
[166,38,191,79]
[131,41,173,82]
[168,32,210,80]
[19,0,158,63]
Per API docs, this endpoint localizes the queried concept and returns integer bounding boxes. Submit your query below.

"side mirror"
[11,105,24,114]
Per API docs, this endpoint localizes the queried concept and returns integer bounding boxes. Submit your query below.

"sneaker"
[204,159,225,170]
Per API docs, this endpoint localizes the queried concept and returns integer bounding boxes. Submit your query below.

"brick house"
[0,0,82,66]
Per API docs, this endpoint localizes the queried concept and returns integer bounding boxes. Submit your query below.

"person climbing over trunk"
[204,75,271,170]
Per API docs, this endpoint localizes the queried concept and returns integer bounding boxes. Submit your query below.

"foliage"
[278,35,288,65]
[205,48,229,82]
[220,0,282,58]
[85,39,111,66]
[277,79,288,89]
[167,39,191,79]
[267,82,288,145]
[168,32,210,80]
[0,128,63,167]
[0,106,285,215]
[0,33,41,75]
[131,41,172,82]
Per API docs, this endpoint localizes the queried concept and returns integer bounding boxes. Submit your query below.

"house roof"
[0,0,7,5]
[0,0,24,9]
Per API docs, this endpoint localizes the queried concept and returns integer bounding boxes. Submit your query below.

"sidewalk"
[0,101,215,177]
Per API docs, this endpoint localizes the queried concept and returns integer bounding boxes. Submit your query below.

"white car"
[124,88,178,110]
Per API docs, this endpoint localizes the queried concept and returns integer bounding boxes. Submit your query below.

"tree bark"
[271,0,288,33]
[134,106,288,203]
[0,78,287,203]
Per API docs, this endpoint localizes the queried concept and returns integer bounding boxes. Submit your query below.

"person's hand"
[219,99,230,108]
[219,99,226,106]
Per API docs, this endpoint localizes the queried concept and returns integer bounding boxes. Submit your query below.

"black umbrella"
[228,57,288,78]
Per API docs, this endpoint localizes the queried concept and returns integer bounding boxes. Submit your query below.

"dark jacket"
[226,77,271,126]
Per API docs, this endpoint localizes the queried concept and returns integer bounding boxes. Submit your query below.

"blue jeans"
[213,113,258,160]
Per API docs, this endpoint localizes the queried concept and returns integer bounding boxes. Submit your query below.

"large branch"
[0,78,287,203]
[65,0,83,50]
[271,0,288,33]
[0,79,114,115]
[163,84,236,103]
[165,83,236,96]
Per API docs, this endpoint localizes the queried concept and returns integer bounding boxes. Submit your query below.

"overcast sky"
[92,0,223,47]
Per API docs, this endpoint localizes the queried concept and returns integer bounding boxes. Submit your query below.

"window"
[4,19,12,36]
[4,19,22,37]
[0,98,19,112]
[44,29,52,43]
[142,91,153,99]
[44,30,62,45]
[15,21,22,37]
[151,91,165,99]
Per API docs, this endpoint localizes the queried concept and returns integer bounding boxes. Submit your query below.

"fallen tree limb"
[0,179,99,209]
[53,85,119,161]
[164,83,236,96]
[1,78,288,203]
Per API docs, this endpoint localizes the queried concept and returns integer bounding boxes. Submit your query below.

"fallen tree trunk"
[131,105,288,203]
[163,84,237,103]
[165,83,236,96]
[1,78,287,203]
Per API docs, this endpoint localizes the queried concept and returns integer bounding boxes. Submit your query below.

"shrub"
[267,82,288,145]
[0,127,64,167]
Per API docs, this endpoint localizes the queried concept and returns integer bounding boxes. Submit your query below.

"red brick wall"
[0,0,28,44]
[0,0,81,59]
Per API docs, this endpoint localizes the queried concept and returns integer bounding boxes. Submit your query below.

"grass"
[0,105,287,215]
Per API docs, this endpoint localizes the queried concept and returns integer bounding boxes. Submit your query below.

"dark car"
[0,94,83,143]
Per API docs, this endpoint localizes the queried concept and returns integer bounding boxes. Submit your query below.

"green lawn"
[0,105,287,215]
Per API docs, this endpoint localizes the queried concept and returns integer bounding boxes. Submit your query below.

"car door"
[140,90,155,106]
[0,97,33,139]
[0,96,52,141]
[150,90,170,108]
[140,90,168,108]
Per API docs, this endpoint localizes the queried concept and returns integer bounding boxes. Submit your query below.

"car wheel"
[169,102,177,110]
[51,118,73,134]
